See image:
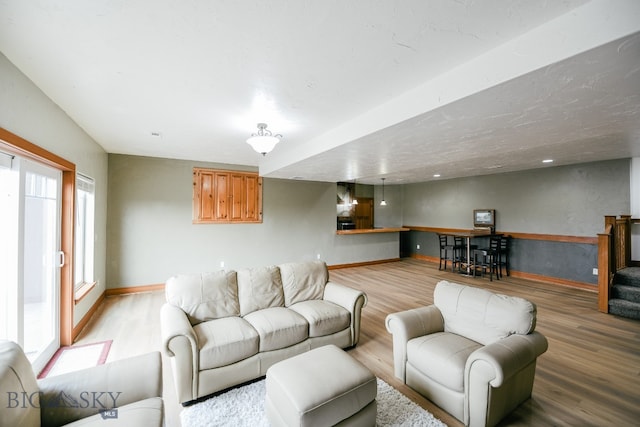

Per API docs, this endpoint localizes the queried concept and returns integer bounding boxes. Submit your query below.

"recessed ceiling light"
[433,174,441,178]
[542,159,553,163]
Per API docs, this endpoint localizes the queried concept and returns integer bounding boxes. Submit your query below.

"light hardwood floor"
[74,259,640,427]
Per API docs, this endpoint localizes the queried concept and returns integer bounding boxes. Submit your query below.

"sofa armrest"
[38,352,162,427]
[385,305,444,382]
[160,303,200,403]
[465,331,548,388]
[160,303,197,357]
[323,281,368,346]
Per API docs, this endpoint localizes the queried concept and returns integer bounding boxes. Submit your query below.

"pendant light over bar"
[380,178,387,206]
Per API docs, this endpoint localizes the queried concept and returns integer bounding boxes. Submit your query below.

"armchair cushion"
[237,266,285,315]
[166,270,239,325]
[194,316,259,370]
[279,261,328,306]
[407,332,481,392]
[61,398,163,427]
[288,300,350,337]
[434,280,537,345]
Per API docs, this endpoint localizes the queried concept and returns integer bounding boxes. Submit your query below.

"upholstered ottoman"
[265,344,377,426]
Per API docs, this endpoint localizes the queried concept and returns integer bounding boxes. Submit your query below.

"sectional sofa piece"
[160,260,367,404]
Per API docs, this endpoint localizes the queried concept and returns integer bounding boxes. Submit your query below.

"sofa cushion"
[279,261,328,306]
[193,317,259,370]
[243,307,309,352]
[288,300,350,338]
[166,271,239,325]
[237,266,285,316]
[434,280,537,345]
[407,332,482,392]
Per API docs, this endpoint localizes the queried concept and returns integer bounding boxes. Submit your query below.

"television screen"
[473,209,495,228]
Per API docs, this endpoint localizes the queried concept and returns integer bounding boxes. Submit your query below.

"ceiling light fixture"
[380,178,387,206]
[542,159,554,163]
[246,123,282,155]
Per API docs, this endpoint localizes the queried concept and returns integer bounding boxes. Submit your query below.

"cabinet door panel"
[244,175,259,221]
[215,173,228,220]
[194,170,215,221]
[230,174,245,220]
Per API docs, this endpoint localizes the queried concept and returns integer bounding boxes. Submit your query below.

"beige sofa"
[386,280,548,427]
[0,340,163,427]
[160,260,367,404]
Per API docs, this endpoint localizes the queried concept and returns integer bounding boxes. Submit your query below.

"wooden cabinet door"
[229,174,245,221]
[214,172,229,220]
[355,198,374,229]
[193,169,215,221]
[244,175,262,221]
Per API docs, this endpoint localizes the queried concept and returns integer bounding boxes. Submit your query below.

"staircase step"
[609,299,640,320]
[611,284,640,303]
[613,267,640,288]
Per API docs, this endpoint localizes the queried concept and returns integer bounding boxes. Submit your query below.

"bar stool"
[438,234,463,272]
[472,236,501,281]
[454,236,476,273]
[498,235,511,277]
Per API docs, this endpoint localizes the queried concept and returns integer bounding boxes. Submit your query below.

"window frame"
[74,173,96,302]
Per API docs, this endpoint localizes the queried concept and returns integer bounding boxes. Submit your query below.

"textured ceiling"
[1,0,639,184]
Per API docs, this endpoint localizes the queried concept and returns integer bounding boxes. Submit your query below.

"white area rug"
[181,378,447,427]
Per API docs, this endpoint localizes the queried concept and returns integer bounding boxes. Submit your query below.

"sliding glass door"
[0,155,62,374]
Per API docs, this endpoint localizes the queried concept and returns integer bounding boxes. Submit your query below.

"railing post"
[598,232,612,313]
[619,215,632,268]
[604,216,617,273]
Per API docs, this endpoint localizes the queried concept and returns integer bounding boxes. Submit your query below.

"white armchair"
[385,281,548,427]
[0,340,164,427]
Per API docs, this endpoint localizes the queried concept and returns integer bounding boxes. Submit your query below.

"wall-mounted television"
[473,209,495,229]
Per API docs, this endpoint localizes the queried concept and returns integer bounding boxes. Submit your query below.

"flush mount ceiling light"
[246,123,282,155]
[380,178,387,206]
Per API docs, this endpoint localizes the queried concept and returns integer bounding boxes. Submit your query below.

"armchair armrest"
[464,332,548,426]
[323,281,368,346]
[465,331,548,387]
[385,305,444,381]
[160,303,200,403]
[38,351,162,427]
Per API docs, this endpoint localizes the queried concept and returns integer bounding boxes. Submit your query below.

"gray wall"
[403,159,629,236]
[106,154,402,287]
[0,53,109,326]
[107,155,630,288]
[401,159,630,285]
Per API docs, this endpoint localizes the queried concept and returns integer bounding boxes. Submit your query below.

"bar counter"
[336,227,409,235]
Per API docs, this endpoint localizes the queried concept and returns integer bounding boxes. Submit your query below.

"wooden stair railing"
[598,215,633,313]
[597,223,613,313]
